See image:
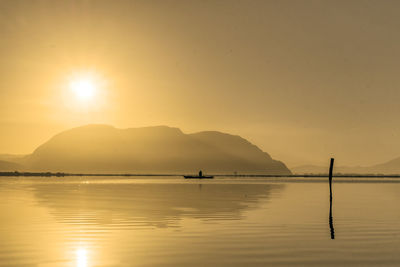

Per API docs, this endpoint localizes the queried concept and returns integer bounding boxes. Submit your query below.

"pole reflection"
[329,197,335,239]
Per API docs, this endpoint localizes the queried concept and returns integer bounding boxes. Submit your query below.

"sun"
[63,71,108,111]
[69,77,96,101]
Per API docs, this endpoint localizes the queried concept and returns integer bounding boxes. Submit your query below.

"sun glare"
[63,71,108,111]
[69,78,96,101]
[76,248,88,267]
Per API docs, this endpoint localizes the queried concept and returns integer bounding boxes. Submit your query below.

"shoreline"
[2,171,400,178]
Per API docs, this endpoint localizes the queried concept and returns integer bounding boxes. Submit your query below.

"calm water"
[1,176,400,266]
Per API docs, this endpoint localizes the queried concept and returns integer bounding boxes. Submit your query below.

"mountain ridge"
[292,157,400,175]
[19,124,291,174]
[0,160,24,171]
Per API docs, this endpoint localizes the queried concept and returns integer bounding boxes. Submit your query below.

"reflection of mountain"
[24,124,291,174]
[32,180,284,228]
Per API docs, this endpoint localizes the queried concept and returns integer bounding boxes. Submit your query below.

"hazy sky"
[1,0,400,167]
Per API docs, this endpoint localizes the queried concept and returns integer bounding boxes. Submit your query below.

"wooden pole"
[329,158,334,201]
[329,158,335,239]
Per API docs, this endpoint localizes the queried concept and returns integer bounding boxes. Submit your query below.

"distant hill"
[291,165,329,174]
[292,164,375,175]
[22,124,291,174]
[0,160,23,171]
[292,157,400,175]
[0,154,27,163]
[369,157,400,174]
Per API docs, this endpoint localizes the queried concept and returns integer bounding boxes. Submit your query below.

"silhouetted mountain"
[0,154,27,163]
[291,165,329,174]
[0,160,23,171]
[293,157,400,175]
[23,125,291,174]
[292,164,372,175]
[369,157,400,174]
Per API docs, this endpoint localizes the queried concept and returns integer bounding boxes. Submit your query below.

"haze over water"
[1,176,400,266]
[2,1,400,265]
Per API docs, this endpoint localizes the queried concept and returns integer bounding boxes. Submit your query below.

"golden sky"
[1,0,400,167]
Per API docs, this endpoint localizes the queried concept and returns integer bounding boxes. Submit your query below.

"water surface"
[1,176,400,266]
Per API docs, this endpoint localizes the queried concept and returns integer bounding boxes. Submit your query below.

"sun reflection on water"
[76,248,88,267]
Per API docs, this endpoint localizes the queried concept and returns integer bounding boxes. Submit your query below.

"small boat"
[184,175,214,179]
[184,170,213,179]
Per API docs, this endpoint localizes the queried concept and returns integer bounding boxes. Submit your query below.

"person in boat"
[199,170,203,177]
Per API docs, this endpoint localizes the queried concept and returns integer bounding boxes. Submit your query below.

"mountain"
[291,164,367,174]
[0,154,25,161]
[291,165,329,174]
[22,124,291,174]
[0,160,23,171]
[292,157,400,175]
[369,157,400,174]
